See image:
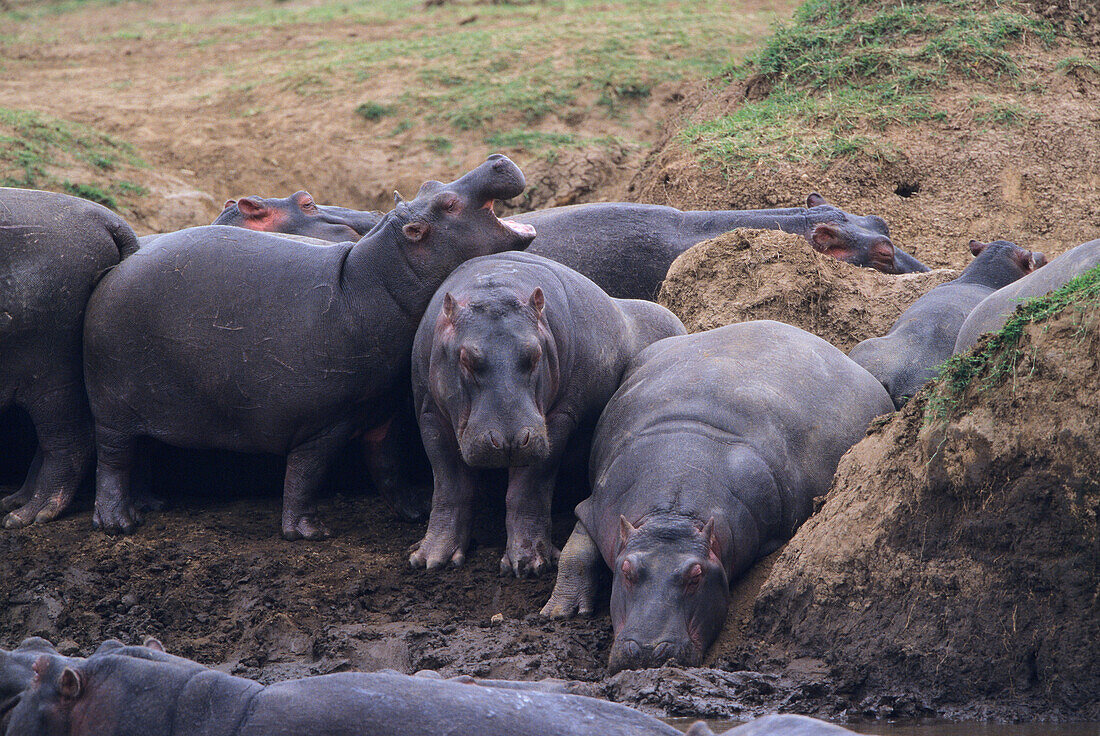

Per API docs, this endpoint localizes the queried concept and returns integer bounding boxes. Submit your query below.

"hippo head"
[430,286,556,468]
[607,516,730,672]
[968,239,1046,284]
[1,638,62,730]
[387,155,536,281]
[805,193,900,274]
[213,190,363,242]
[3,653,92,736]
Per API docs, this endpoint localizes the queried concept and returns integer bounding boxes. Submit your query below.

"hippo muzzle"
[459,419,551,468]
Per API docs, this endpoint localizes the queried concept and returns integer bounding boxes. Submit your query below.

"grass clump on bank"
[682,0,1055,173]
[926,264,1100,421]
[0,107,146,210]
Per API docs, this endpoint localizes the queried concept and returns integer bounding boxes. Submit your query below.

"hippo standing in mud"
[542,321,892,671]
[0,188,140,529]
[849,239,1045,408]
[5,649,680,736]
[409,251,685,576]
[82,155,535,539]
[954,238,1100,353]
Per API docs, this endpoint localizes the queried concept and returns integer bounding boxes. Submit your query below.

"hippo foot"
[92,502,142,535]
[409,533,466,570]
[281,515,330,541]
[3,492,70,529]
[133,491,167,513]
[1,486,33,512]
[499,536,560,579]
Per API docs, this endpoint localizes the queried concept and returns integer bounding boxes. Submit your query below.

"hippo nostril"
[489,432,502,449]
[652,641,676,663]
[519,429,531,447]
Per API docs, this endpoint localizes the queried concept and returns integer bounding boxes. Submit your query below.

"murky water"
[666,718,1100,735]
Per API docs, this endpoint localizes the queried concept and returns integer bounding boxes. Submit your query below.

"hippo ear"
[969,239,988,256]
[684,722,717,736]
[699,517,715,546]
[442,292,457,322]
[402,222,430,242]
[809,223,845,254]
[222,199,237,210]
[1028,251,1047,271]
[806,192,828,208]
[236,197,266,218]
[394,190,406,207]
[58,667,82,700]
[143,637,166,653]
[619,515,637,548]
[528,287,545,317]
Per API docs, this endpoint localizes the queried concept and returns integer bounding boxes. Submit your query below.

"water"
[666,718,1100,735]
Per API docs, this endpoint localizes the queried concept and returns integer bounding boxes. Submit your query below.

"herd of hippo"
[3,154,1099,734]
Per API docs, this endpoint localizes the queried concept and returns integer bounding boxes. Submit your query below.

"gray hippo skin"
[849,239,1045,408]
[213,190,382,242]
[955,238,1100,353]
[6,651,680,736]
[684,714,858,735]
[0,188,140,528]
[82,155,536,539]
[542,321,893,671]
[410,251,686,576]
[517,193,927,300]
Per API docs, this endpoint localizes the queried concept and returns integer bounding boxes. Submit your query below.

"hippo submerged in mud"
[81,155,536,539]
[954,237,1100,354]
[5,648,680,736]
[410,251,685,577]
[542,321,892,671]
[849,239,1045,407]
[0,188,140,530]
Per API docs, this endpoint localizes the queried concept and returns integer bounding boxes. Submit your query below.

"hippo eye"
[459,346,482,374]
[684,563,703,593]
[301,199,316,212]
[520,344,542,372]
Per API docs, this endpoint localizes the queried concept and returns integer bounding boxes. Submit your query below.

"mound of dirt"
[657,229,958,351]
[738,296,1100,720]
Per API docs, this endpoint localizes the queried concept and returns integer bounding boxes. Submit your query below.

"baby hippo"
[410,251,685,577]
[849,239,1045,407]
[542,321,892,670]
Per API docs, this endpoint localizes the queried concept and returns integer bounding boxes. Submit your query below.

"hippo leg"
[280,427,351,541]
[92,429,141,535]
[1,448,41,512]
[3,394,92,528]
[411,411,476,569]
[540,521,601,618]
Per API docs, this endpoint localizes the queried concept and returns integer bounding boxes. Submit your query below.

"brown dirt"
[658,229,959,351]
[737,303,1100,721]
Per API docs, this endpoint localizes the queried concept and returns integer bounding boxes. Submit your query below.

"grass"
[0,107,146,210]
[926,264,1100,421]
[355,101,392,122]
[681,0,1055,174]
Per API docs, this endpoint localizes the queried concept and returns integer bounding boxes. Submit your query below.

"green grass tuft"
[926,264,1100,421]
[355,101,392,122]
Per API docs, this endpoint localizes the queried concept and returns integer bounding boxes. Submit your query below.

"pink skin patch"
[483,199,536,238]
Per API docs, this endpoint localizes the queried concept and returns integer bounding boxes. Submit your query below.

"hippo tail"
[109,217,141,260]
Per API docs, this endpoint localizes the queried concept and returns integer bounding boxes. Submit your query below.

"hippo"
[0,188,140,529]
[954,238,1100,353]
[81,155,536,539]
[683,715,859,735]
[212,190,382,242]
[849,239,1045,408]
[409,251,686,576]
[5,649,680,736]
[541,321,893,671]
[518,194,927,299]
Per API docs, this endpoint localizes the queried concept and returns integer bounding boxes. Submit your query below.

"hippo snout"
[607,636,702,673]
[460,425,550,468]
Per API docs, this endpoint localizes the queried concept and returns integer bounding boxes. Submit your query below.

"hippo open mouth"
[484,200,536,238]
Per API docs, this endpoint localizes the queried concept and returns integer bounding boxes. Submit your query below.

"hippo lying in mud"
[684,715,858,735]
[542,321,892,671]
[954,237,1100,354]
[213,190,382,242]
[849,239,1045,408]
[82,155,536,539]
[0,188,140,530]
[410,251,685,576]
[5,648,680,736]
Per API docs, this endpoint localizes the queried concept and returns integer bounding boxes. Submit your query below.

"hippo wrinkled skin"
[5,648,679,736]
[542,321,892,671]
[213,190,382,243]
[954,237,1100,354]
[849,239,1045,407]
[0,188,140,529]
[410,251,686,577]
[82,155,535,539]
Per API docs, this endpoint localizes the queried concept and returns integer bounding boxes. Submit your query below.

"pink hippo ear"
[441,292,457,322]
[222,199,237,210]
[806,192,829,208]
[143,637,166,653]
[698,517,721,561]
[402,222,430,242]
[58,667,83,701]
[969,239,989,256]
[619,515,638,549]
[236,196,267,218]
[528,287,545,317]
[1028,251,1047,271]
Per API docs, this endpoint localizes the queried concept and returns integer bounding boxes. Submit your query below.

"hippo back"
[955,238,1100,353]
